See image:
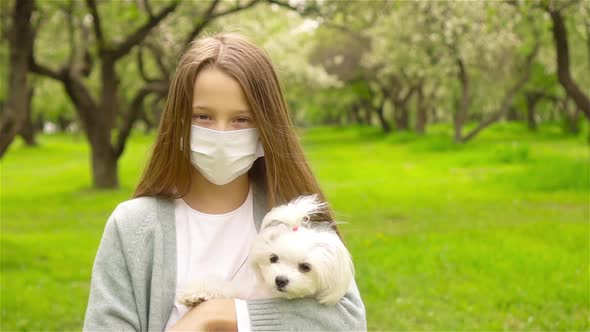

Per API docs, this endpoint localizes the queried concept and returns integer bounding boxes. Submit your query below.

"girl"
[83,32,366,331]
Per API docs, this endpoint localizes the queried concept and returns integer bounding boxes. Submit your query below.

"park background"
[1,0,589,330]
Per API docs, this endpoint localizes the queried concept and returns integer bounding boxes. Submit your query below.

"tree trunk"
[360,100,372,125]
[561,98,581,135]
[35,112,44,132]
[19,86,37,146]
[415,86,427,135]
[506,106,520,121]
[350,103,361,125]
[567,108,580,134]
[0,0,35,157]
[56,114,72,132]
[375,99,391,133]
[90,132,119,188]
[19,121,37,145]
[454,57,470,143]
[393,105,409,131]
[549,10,590,121]
[526,93,540,131]
[61,69,121,188]
[430,107,438,123]
[385,85,414,132]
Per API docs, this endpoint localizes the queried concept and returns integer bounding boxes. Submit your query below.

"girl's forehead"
[192,67,250,114]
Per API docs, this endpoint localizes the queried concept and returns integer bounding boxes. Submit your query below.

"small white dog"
[178,194,354,306]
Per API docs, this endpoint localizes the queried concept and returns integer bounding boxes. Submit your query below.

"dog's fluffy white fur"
[178,194,354,306]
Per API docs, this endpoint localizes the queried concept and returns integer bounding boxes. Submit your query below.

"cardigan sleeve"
[245,277,366,331]
[83,208,141,331]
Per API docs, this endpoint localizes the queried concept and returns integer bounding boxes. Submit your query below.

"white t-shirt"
[164,184,271,331]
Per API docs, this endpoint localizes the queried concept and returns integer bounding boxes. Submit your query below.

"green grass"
[2,123,589,331]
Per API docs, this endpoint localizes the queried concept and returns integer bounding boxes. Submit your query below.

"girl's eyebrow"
[192,105,251,114]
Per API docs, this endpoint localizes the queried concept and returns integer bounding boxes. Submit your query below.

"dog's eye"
[298,263,311,272]
[270,254,278,263]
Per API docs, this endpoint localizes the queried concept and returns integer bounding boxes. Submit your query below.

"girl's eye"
[235,117,250,123]
[193,114,210,120]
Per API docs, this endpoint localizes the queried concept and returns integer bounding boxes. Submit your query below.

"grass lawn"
[1,123,588,331]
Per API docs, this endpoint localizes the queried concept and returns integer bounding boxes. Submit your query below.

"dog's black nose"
[275,276,289,289]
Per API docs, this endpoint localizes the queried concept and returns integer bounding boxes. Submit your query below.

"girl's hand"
[166,298,238,331]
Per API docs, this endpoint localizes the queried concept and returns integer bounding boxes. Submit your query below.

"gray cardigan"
[83,179,367,331]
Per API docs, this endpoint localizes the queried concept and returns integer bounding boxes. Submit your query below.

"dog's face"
[249,225,354,305]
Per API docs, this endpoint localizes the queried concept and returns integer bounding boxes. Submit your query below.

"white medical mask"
[188,125,265,185]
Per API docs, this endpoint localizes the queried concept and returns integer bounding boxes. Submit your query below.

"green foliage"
[13,0,589,138]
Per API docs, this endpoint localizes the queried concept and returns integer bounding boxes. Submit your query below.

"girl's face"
[191,66,256,131]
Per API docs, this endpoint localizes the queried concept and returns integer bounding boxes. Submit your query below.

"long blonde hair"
[134,32,335,223]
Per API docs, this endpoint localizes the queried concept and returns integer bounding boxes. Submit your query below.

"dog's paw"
[178,292,211,307]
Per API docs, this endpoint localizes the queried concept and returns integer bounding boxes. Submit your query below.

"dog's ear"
[259,219,291,241]
[262,219,290,231]
[261,194,328,231]
[312,233,355,305]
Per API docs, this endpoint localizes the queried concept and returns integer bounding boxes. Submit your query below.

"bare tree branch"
[25,1,67,82]
[85,0,105,48]
[29,53,66,82]
[112,0,180,60]
[266,0,370,43]
[267,0,314,15]
[183,0,220,46]
[549,0,579,13]
[462,43,540,142]
[144,41,170,78]
[0,0,10,41]
[142,0,154,18]
[137,45,157,82]
[183,0,261,46]
[206,0,261,23]
[66,0,76,66]
[137,40,171,83]
[62,75,98,131]
[114,81,167,157]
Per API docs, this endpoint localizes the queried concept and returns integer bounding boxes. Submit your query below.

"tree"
[27,0,261,188]
[304,0,397,131]
[427,1,539,142]
[27,0,179,187]
[364,1,447,134]
[542,0,590,121]
[0,0,36,156]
